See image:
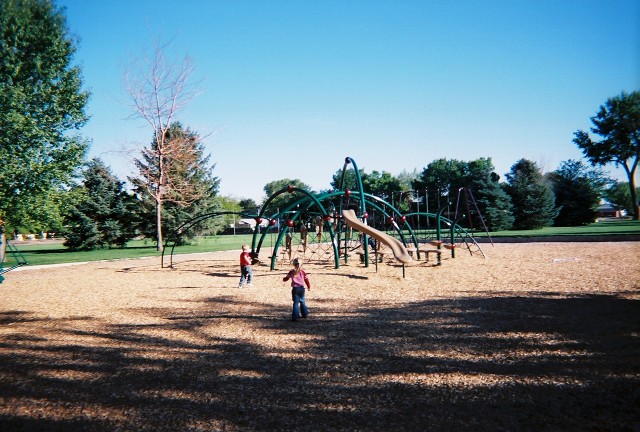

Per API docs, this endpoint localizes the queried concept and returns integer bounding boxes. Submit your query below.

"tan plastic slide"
[341,210,412,263]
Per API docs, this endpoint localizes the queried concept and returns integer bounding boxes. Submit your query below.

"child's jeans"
[291,286,308,320]
[239,265,253,286]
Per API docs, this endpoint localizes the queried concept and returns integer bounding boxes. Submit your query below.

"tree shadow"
[0,292,638,431]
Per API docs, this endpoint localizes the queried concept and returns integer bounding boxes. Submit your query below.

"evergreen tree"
[130,123,221,245]
[63,207,101,250]
[0,0,90,230]
[63,159,136,250]
[467,158,514,231]
[503,159,559,229]
[548,160,610,226]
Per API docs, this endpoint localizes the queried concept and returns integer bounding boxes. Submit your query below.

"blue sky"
[58,0,639,201]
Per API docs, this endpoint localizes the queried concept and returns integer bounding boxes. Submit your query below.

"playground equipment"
[164,156,486,271]
[341,209,412,263]
[453,187,494,249]
[0,229,28,283]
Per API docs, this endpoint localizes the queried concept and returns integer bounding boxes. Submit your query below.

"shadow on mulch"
[0,292,638,431]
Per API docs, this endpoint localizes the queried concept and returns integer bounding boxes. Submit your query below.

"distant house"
[229,218,270,231]
[597,203,626,218]
[232,218,255,229]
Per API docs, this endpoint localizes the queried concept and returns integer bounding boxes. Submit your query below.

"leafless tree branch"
[123,40,203,252]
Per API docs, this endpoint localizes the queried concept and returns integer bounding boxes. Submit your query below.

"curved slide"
[342,210,412,264]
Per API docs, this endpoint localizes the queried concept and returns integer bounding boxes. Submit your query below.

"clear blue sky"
[58,0,639,201]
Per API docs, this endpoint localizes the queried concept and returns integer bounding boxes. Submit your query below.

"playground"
[0,240,638,430]
[161,157,492,276]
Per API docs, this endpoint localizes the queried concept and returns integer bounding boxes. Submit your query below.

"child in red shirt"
[239,244,253,288]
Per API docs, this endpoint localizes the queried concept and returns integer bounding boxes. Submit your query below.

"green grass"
[474,219,640,238]
[2,219,639,268]
[3,234,261,267]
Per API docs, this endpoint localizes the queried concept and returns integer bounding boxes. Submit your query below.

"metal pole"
[417,195,420,229]
[425,190,430,228]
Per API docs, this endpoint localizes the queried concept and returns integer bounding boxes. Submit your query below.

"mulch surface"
[1,242,639,431]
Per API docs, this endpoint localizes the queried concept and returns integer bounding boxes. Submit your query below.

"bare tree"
[124,42,201,251]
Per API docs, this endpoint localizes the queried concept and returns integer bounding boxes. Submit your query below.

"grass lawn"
[3,234,260,267]
[3,219,639,267]
[475,218,640,237]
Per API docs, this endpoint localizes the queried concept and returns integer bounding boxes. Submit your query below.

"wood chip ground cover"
[0,242,638,431]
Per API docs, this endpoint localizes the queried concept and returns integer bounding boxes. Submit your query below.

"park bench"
[353,246,390,263]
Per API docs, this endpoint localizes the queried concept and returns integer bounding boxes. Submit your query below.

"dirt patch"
[1,242,639,431]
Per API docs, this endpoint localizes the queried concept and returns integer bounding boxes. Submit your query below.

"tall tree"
[573,91,640,220]
[130,123,220,246]
[604,181,639,215]
[14,186,70,236]
[397,169,420,191]
[239,198,259,214]
[124,41,200,251]
[215,196,243,230]
[548,160,610,226]
[330,167,366,192]
[393,169,420,211]
[503,159,559,229]
[361,170,403,202]
[467,158,514,231]
[0,0,90,229]
[262,179,313,214]
[414,159,467,212]
[63,159,136,250]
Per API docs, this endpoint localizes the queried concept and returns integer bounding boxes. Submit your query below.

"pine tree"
[467,158,514,231]
[548,160,609,226]
[503,159,559,230]
[130,123,221,246]
[63,159,136,250]
[63,208,100,251]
